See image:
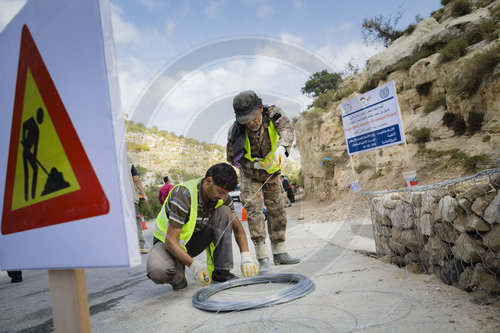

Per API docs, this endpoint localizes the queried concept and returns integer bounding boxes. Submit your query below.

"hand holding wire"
[240,252,258,277]
[253,146,287,171]
[190,260,211,286]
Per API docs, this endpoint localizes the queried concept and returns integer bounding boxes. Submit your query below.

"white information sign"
[0,0,141,269]
[340,81,405,155]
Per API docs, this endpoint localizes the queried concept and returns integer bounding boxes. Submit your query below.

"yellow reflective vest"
[243,120,280,174]
[154,178,223,278]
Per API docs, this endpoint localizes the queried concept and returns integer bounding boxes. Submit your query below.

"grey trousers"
[146,205,234,286]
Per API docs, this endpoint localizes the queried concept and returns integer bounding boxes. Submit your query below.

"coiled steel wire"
[192,273,315,312]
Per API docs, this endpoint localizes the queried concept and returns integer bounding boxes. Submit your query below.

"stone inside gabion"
[369,170,500,295]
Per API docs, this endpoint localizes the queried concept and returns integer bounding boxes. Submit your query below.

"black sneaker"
[212,270,238,282]
[8,271,22,283]
[11,276,23,283]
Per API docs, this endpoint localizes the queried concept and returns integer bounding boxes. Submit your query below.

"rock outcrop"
[367,7,493,77]
[295,0,500,202]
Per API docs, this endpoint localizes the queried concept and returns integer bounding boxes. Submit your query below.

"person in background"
[226,90,300,273]
[146,163,258,289]
[281,175,295,204]
[280,175,292,207]
[130,162,149,254]
[158,176,174,205]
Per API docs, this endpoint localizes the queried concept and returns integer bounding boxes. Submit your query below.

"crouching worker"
[146,163,258,289]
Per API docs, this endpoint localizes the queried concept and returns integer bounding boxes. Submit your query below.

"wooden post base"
[49,269,91,333]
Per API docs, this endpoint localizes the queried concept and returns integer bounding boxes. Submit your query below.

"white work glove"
[189,260,211,286]
[253,146,288,171]
[253,158,272,171]
[274,145,288,169]
[240,252,258,277]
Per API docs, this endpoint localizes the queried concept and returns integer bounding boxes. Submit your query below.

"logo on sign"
[379,87,389,99]
[359,96,370,106]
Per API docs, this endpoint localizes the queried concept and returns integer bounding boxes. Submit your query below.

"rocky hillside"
[126,121,226,185]
[125,120,302,186]
[295,0,500,202]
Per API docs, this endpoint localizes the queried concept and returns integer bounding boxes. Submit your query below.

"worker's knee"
[147,269,168,284]
[146,242,181,285]
[147,263,180,285]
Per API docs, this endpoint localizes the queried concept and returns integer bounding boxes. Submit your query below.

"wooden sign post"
[49,269,91,333]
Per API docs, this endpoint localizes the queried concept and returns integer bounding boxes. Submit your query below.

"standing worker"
[130,161,149,254]
[280,175,293,207]
[226,90,300,273]
[281,175,295,204]
[158,176,174,204]
[146,163,257,289]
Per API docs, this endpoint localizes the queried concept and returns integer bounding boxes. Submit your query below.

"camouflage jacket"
[226,105,294,180]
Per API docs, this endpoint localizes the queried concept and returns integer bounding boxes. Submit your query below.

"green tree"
[361,11,403,47]
[140,184,162,219]
[154,172,164,185]
[342,60,360,78]
[451,0,472,17]
[301,70,342,97]
[125,120,146,133]
[135,165,148,176]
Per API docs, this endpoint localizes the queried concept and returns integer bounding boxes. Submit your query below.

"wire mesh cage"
[365,168,500,295]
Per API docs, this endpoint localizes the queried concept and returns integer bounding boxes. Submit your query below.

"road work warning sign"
[1,25,109,235]
[0,0,141,270]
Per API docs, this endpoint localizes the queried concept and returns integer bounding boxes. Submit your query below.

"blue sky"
[0,0,442,146]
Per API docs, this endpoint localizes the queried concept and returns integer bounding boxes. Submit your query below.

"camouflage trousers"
[240,172,287,245]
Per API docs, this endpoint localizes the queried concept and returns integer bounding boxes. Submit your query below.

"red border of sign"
[1,25,109,235]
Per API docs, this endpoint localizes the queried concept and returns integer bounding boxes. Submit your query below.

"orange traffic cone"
[241,208,247,222]
[141,214,148,230]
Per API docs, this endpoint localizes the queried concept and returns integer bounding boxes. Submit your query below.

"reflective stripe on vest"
[153,177,223,278]
[244,120,279,174]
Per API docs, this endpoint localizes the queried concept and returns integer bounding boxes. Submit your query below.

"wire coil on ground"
[192,273,315,312]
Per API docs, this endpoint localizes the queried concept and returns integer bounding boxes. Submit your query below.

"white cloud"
[109,2,178,117]
[204,0,226,17]
[325,22,353,34]
[292,0,302,10]
[165,19,175,35]
[256,3,273,18]
[318,42,382,73]
[139,0,156,10]
[0,0,26,32]
[153,57,309,139]
[279,32,304,45]
[117,56,150,115]
[110,3,141,45]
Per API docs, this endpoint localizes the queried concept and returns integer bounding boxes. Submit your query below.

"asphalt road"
[0,216,255,332]
[1,211,498,332]
[0,211,352,332]
[0,240,151,332]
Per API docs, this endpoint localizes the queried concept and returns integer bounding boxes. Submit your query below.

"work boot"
[273,252,300,265]
[258,257,271,274]
[139,248,149,254]
[212,269,238,282]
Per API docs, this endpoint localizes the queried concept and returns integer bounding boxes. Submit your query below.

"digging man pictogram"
[21,107,70,201]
